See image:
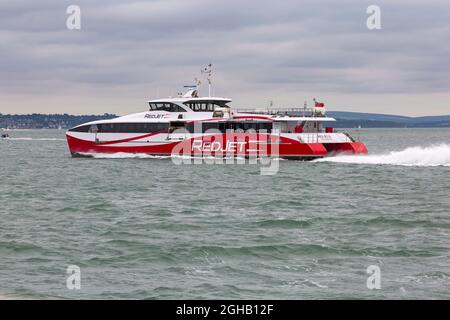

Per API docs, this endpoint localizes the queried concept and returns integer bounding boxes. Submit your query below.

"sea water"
[0,128,449,299]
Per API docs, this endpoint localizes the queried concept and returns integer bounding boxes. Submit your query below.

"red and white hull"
[66,131,367,159]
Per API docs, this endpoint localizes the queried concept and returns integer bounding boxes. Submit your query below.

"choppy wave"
[0,293,29,300]
[316,144,450,167]
[3,138,65,141]
[356,216,450,229]
[255,219,312,229]
[192,243,439,258]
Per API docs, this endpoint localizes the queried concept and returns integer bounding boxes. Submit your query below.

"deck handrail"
[234,107,327,118]
[236,107,316,114]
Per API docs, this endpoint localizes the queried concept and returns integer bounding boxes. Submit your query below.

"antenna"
[201,63,212,97]
[267,100,273,113]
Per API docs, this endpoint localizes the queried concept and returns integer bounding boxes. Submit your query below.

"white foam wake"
[83,153,257,161]
[84,152,171,159]
[316,143,450,167]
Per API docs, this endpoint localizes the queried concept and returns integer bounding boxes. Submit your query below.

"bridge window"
[148,103,186,112]
[183,101,229,112]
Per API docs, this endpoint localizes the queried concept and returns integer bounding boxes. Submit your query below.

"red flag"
[315,101,324,108]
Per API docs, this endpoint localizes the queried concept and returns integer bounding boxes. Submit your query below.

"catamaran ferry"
[66,69,367,159]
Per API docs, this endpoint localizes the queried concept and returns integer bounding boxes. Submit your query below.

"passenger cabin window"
[185,121,272,133]
[183,101,229,112]
[148,102,186,112]
[69,125,90,132]
[70,123,169,133]
[89,124,98,133]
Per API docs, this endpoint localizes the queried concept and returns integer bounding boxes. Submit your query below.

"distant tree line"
[1,112,448,129]
[0,113,117,129]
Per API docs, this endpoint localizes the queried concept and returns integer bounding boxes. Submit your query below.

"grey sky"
[1,0,449,116]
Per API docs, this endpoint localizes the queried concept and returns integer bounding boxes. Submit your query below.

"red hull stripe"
[231,115,272,120]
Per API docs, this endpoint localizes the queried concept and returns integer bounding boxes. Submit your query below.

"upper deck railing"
[234,107,324,117]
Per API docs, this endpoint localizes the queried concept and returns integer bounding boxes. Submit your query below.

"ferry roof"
[147,96,232,103]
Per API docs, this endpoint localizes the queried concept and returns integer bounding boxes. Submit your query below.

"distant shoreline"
[1,112,450,129]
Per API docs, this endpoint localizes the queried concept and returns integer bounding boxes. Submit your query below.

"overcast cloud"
[1,0,449,115]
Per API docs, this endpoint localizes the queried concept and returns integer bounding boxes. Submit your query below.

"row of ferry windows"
[69,123,169,133]
[69,122,272,133]
[148,102,228,112]
[187,122,272,133]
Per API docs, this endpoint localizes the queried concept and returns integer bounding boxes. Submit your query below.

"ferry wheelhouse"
[66,89,367,159]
